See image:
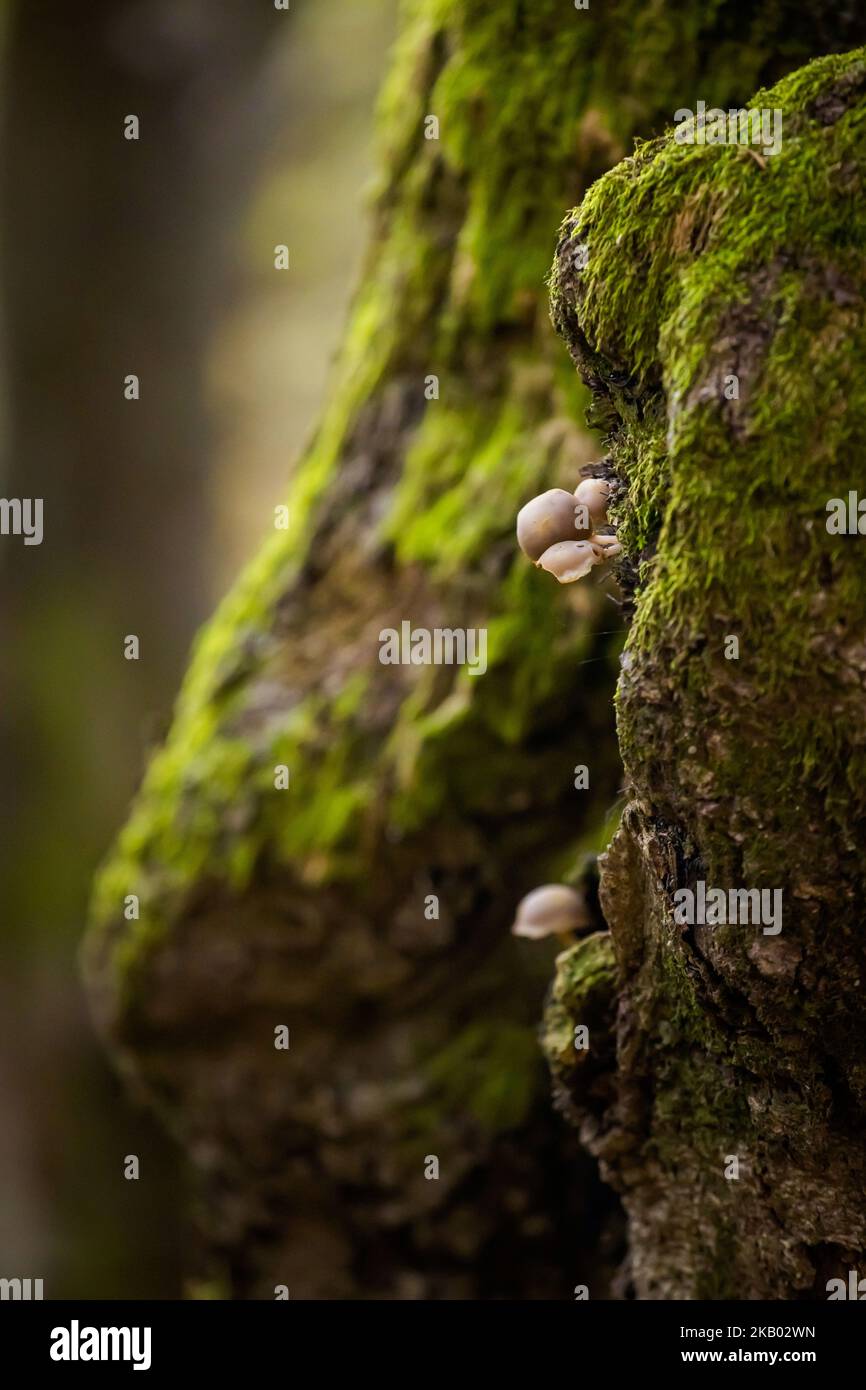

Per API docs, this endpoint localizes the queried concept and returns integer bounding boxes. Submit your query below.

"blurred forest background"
[0,0,395,1298]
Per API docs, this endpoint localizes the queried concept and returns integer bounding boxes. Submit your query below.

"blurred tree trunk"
[546,45,866,1298]
[86,2,866,1298]
[0,0,279,1296]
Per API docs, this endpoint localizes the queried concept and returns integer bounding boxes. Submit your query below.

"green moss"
[542,931,616,1070]
[545,28,866,1301]
[88,5,860,1021]
[87,0,632,991]
[552,48,866,868]
[411,1021,543,1136]
[652,1048,750,1158]
[654,941,720,1055]
[385,392,544,579]
[694,1221,740,1300]
[555,930,617,1005]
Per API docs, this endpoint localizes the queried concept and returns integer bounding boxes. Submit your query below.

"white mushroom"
[511,884,591,941]
[516,488,591,562]
[589,532,622,558]
[536,539,603,583]
[574,477,611,529]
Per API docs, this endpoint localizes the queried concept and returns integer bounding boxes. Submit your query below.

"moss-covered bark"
[547,46,866,1298]
[85,2,866,1297]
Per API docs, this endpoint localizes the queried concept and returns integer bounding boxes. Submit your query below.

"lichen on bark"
[547,47,866,1299]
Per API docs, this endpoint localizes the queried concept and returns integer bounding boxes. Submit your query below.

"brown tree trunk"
[547,44,866,1298]
[85,2,866,1298]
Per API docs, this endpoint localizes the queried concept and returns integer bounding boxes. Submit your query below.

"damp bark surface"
[84,3,866,1298]
[546,46,866,1299]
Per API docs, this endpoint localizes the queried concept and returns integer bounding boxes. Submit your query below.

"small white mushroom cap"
[516,488,590,562]
[512,884,589,940]
[536,539,602,583]
[574,477,611,528]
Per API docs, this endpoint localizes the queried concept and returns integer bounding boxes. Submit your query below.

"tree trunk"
[547,44,866,1299]
[85,3,866,1299]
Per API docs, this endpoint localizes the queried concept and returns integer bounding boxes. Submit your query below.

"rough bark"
[85,3,866,1298]
[546,46,866,1299]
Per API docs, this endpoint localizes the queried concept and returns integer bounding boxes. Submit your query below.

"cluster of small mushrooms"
[511,483,617,946]
[516,476,620,582]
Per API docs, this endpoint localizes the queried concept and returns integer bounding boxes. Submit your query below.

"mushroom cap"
[574,477,611,527]
[511,883,589,939]
[516,488,590,562]
[537,539,602,583]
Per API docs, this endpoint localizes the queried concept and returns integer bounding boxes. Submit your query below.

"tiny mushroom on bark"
[511,883,591,946]
[574,477,611,528]
[516,487,590,562]
[516,475,620,583]
[537,539,603,583]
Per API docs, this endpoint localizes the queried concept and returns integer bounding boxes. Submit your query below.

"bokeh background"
[0,0,396,1299]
